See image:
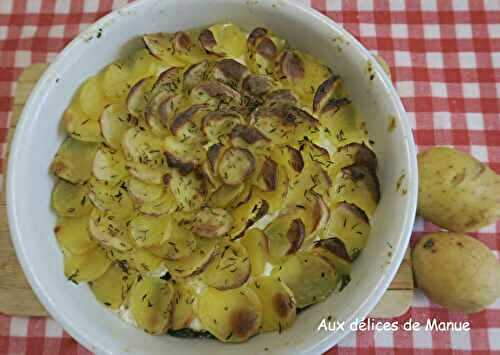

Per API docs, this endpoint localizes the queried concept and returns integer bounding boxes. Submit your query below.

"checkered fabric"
[0,0,499,354]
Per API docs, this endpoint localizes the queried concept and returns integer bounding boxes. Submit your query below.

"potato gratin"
[50,24,381,342]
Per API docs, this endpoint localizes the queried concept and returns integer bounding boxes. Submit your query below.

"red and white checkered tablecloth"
[0,0,499,354]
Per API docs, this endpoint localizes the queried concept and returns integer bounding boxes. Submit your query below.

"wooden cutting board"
[0,63,414,318]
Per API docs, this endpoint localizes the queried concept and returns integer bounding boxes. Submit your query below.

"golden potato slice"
[128,49,166,83]
[128,248,164,274]
[271,252,338,308]
[163,237,217,279]
[51,137,98,184]
[87,178,134,219]
[129,214,168,248]
[230,191,269,238]
[197,286,262,342]
[138,187,177,216]
[190,207,233,238]
[78,75,107,119]
[240,228,269,277]
[246,28,285,76]
[163,136,206,175]
[312,74,341,114]
[92,147,128,183]
[312,238,352,276]
[253,158,278,192]
[127,76,154,119]
[126,161,167,185]
[271,145,304,180]
[63,106,103,143]
[64,247,112,283]
[290,191,330,241]
[254,164,289,214]
[248,276,296,333]
[212,59,250,89]
[143,33,186,67]
[207,183,245,209]
[170,104,208,145]
[199,23,247,58]
[90,262,135,309]
[102,61,131,101]
[218,148,256,186]
[55,216,97,255]
[145,91,181,138]
[171,283,196,331]
[100,103,136,150]
[122,127,165,168]
[329,143,377,178]
[128,177,164,203]
[89,208,133,251]
[418,147,500,232]
[264,214,305,261]
[129,276,175,335]
[201,241,251,290]
[190,80,241,108]
[325,202,370,260]
[170,170,208,211]
[148,216,197,260]
[51,179,93,217]
[202,110,244,143]
[171,30,208,64]
[330,165,380,218]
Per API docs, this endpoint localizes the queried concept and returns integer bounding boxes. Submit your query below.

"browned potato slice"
[325,202,370,260]
[171,31,208,64]
[63,247,112,283]
[265,89,298,106]
[126,161,167,185]
[330,143,377,178]
[207,183,245,208]
[246,28,285,76]
[199,24,247,58]
[312,74,341,113]
[418,147,500,232]
[92,147,128,183]
[55,216,97,255]
[202,110,244,142]
[197,286,262,342]
[264,214,305,261]
[127,76,154,118]
[201,241,250,290]
[183,60,212,92]
[171,283,196,330]
[212,59,249,88]
[163,136,206,175]
[145,91,181,138]
[169,170,208,211]
[87,178,134,219]
[143,33,186,67]
[129,214,168,248]
[230,191,269,238]
[149,216,197,260]
[51,180,92,217]
[277,51,305,82]
[151,66,183,95]
[249,276,296,332]
[254,158,278,192]
[122,127,164,168]
[240,228,269,276]
[90,262,135,309]
[312,238,352,276]
[51,137,98,184]
[330,165,380,218]
[271,252,338,308]
[254,164,289,214]
[287,191,330,243]
[89,208,133,252]
[229,124,271,156]
[271,145,304,180]
[189,207,233,238]
[163,237,217,279]
[242,74,273,97]
[170,104,207,145]
[218,147,256,186]
[190,80,241,108]
[129,276,175,335]
[100,104,136,150]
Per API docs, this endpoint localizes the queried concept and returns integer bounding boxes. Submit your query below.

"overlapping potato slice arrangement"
[50,23,381,341]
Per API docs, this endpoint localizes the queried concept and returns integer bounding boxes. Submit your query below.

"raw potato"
[197,286,262,342]
[413,233,500,313]
[418,147,500,232]
[90,262,135,309]
[240,228,269,276]
[249,276,296,332]
[63,247,112,283]
[51,180,92,217]
[51,137,98,184]
[271,252,338,308]
[129,276,175,334]
[201,241,251,290]
[171,283,196,330]
[55,216,97,255]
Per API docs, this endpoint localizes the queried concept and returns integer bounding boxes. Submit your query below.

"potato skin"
[418,147,500,232]
[412,232,500,313]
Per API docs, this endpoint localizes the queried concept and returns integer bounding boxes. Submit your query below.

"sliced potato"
[190,207,233,238]
[230,191,269,238]
[246,28,285,76]
[190,80,241,108]
[128,248,164,274]
[63,247,112,283]
[51,179,93,217]
[127,161,167,185]
[127,76,154,118]
[102,61,131,101]
[271,145,304,180]
[171,283,196,330]
[63,106,103,143]
[212,59,249,88]
[249,276,296,332]
[312,238,352,276]
[138,187,177,216]
[242,74,273,97]
[312,74,341,114]
[199,23,247,58]
[55,216,97,255]
[207,183,245,208]
[254,158,278,192]
[271,252,338,308]
[122,127,165,168]
[183,60,212,92]
[325,202,370,259]
[143,33,186,66]
[87,178,134,219]
[295,191,330,240]
[100,103,136,150]
[418,147,500,232]
[229,124,271,155]
[169,170,208,211]
[197,286,262,342]
[51,137,98,184]
[128,48,166,82]
[329,143,377,178]
[202,110,244,142]
[149,216,197,260]
[170,104,207,144]
[129,276,175,334]
[254,164,289,214]
[144,91,178,138]
[264,214,305,261]
[240,228,269,277]
[163,237,217,279]
[171,31,208,64]
[218,148,256,186]
[78,75,107,119]
[88,208,133,251]
[92,147,128,183]
[201,241,251,290]
[163,136,206,175]
[128,177,165,203]
[151,66,183,96]
[129,214,168,248]
[90,262,135,309]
